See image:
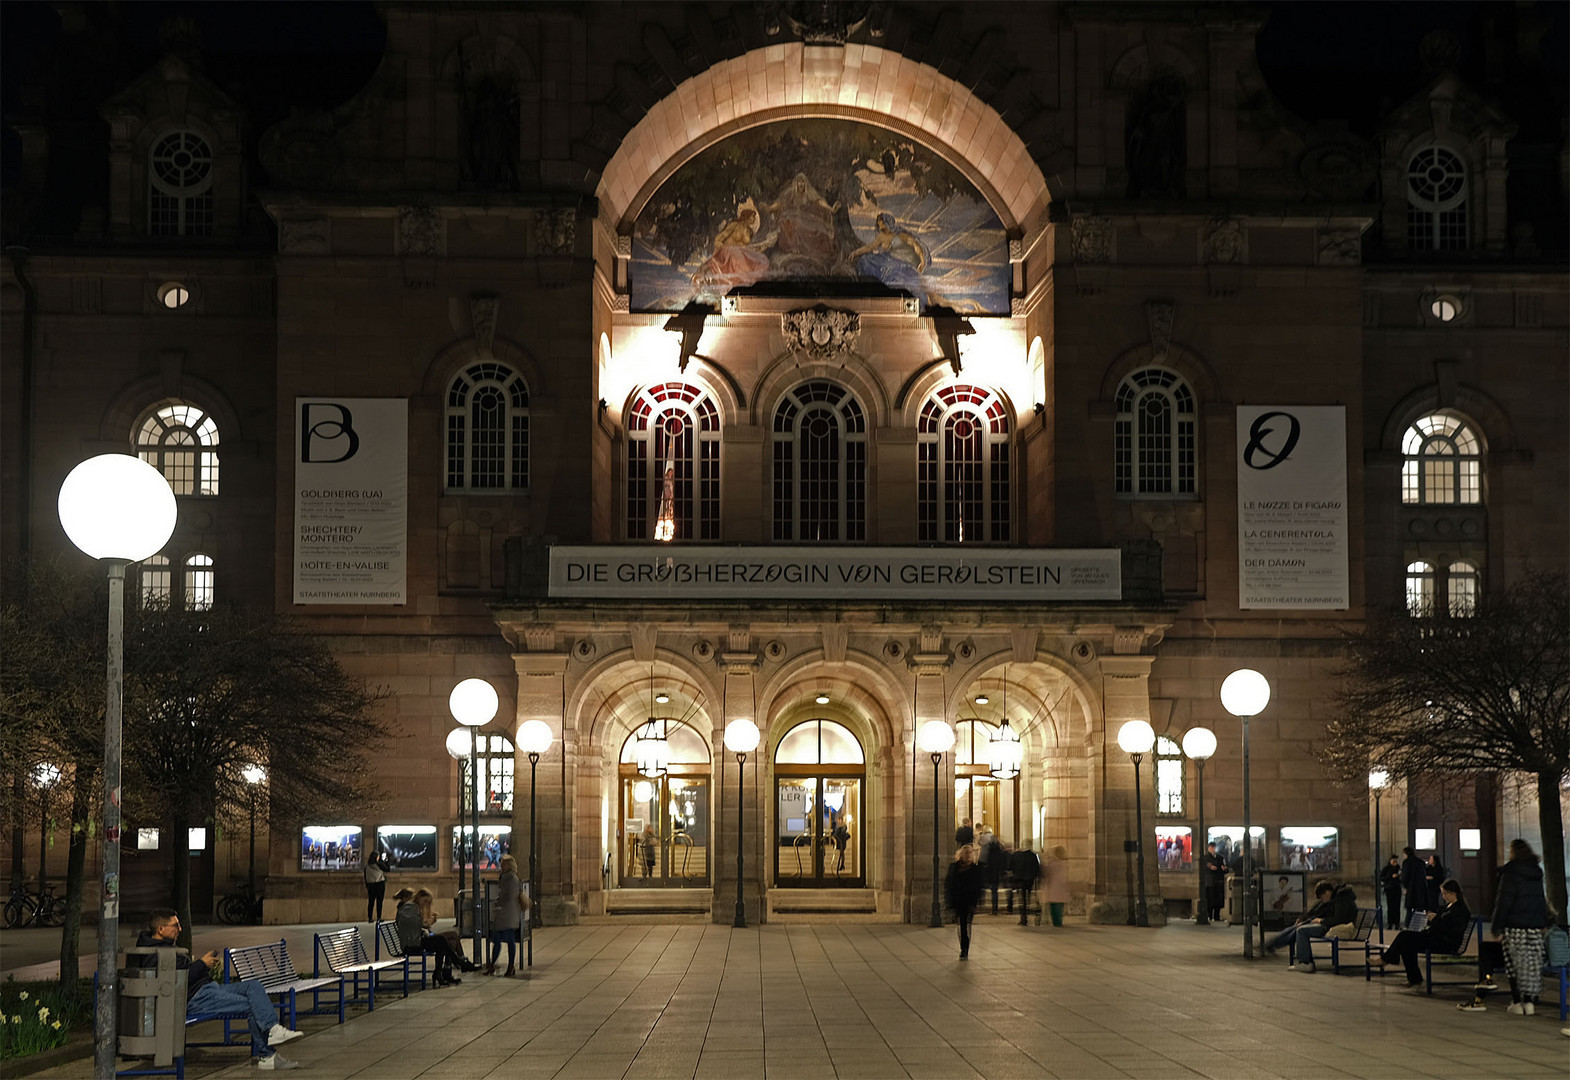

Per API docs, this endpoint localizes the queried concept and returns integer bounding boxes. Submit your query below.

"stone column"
[1088,654,1161,924]
[716,654,762,924]
[513,651,579,924]
[904,646,950,923]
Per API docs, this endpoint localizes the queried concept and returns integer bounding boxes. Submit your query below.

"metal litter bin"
[118,946,188,1068]
[456,888,489,937]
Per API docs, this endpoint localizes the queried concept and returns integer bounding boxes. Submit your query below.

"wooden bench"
[313,927,408,1010]
[374,919,430,991]
[1305,907,1379,974]
[224,939,344,1028]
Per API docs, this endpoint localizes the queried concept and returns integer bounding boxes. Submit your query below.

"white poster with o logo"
[1236,405,1348,609]
[293,398,408,605]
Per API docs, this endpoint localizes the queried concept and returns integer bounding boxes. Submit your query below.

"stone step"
[606,888,713,915]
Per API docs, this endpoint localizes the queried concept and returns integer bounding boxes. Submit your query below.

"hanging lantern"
[634,717,669,778]
[989,718,1022,780]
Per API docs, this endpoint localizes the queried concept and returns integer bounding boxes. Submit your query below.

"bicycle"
[3,881,65,928]
[217,880,263,925]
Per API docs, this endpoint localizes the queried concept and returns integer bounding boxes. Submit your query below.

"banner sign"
[293,398,408,605]
[1236,405,1349,609]
[548,546,1121,601]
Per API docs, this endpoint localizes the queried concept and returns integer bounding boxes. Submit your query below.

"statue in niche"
[1125,74,1187,199]
[458,45,521,191]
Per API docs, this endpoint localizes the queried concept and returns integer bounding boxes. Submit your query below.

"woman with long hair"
[1371,877,1471,988]
[413,888,467,986]
[486,854,528,977]
[1492,838,1549,1014]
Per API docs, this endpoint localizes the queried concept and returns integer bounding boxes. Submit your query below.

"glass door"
[620,774,710,887]
[775,775,862,886]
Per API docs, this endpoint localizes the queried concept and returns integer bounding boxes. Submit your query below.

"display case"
[1278,826,1340,871]
[1154,826,1192,871]
[300,825,363,871]
[375,825,437,872]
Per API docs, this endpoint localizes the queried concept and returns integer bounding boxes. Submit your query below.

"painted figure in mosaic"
[691,207,772,289]
[761,173,843,273]
[851,212,930,298]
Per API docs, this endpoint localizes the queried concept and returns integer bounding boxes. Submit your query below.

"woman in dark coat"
[1491,838,1549,1014]
[1372,878,1471,988]
[1379,855,1403,931]
[944,844,985,959]
[1399,846,1429,923]
[1425,854,1447,901]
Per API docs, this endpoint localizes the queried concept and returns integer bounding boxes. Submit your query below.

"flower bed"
[0,980,91,1060]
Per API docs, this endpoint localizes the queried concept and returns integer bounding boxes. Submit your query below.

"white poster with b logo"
[1236,405,1348,609]
[293,398,408,605]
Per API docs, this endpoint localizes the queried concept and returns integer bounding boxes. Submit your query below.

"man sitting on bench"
[1265,879,1357,973]
[1370,878,1472,989]
[134,908,304,1070]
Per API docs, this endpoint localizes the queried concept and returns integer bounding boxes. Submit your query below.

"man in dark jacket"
[1400,846,1429,923]
[1379,855,1403,931]
[944,845,985,959]
[1010,845,1042,925]
[133,908,303,1069]
[1265,880,1356,972]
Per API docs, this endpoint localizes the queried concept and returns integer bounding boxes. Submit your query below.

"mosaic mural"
[630,119,1010,315]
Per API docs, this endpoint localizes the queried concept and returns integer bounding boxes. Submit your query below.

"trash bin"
[118,946,187,1068]
[456,889,489,937]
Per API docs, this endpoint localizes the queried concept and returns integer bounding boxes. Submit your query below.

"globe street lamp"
[917,720,955,929]
[1116,720,1156,927]
[516,718,554,967]
[723,719,761,928]
[449,678,499,968]
[1369,768,1390,940]
[57,453,178,1080]
[1220,668,1271,959]
[241,764,267,924]
[1181,727,1217,925]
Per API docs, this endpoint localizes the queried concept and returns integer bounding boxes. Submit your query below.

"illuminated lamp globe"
[1369,768,1391,792]
[632,780,654,804]
[517,719,554,756]
[444,727,474,760]
[241,764,267,786]
[988,721,1022,780]
[449,678,499,727]
[723,718,760,755]
[1220,669,1271,718]
[1116,720,1155,756]
[1181,727,1217,761]
[58,454,177,562]
[917,720,955,755]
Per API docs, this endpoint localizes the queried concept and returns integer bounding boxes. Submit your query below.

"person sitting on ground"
[411,888,468,986]
[1372,877,1471,989]
[134,908,303,1070]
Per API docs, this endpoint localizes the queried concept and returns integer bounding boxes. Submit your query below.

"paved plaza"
[9,917,1568,1080]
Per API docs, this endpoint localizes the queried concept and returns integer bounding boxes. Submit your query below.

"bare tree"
[1321,569,1569,917]
[123,601,396,950]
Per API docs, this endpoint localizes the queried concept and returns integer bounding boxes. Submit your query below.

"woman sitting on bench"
[1371,877,1471,988]
[394,888,469,986]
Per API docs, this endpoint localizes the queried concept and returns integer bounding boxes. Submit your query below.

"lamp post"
[723,719,760,928]
[241,764,266,923]
[1116,721,1156,927]
[449,678,499,969]
[1369,768,1390,941]
[516,719,553,966]
[917,720,955,928]
[1220,668,1271,959]
[58,453,178,1080]
[31,763,60,894]
[1181,727,1217,925]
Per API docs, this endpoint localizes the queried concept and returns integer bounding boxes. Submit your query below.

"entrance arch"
[616,719,712,888]
[773,718,866,887]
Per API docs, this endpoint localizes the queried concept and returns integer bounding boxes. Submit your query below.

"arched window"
[1155,736,1183,814]
[1401,413,1481,504]
[148,131,214,237]
[771,380,867,542]
[140,555,171,606]
[626,382,721,541]
[1406,561,1436,617]
[1115,368,1196,497]
[1447,561,1479,617]
[136,401,220,496]
[1407,146,1467,251]
[462,734,516,814]
[917,384,1010,542]
[775,719,865,887]
[618,719,711,888]
[446,362,529,491]
[183,554,214,611]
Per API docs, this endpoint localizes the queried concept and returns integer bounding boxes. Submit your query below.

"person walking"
[1379,854,1402,932]
[955,817,975,847]
[1042,845,1070,928]
[485,853,526,977]
[1400,846,1429,924]
[944,844,985,959]
[1203,842,1227,922]
[1491,838,1549,1015]
[363,850,390,922]
[980,830,1007,914]
[1009,843,1042,925]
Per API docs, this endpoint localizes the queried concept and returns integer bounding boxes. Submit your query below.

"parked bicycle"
[216,879,263,925]
[3,881,66,928]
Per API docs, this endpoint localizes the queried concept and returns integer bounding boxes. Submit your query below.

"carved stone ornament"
[278,217,330,256]
[534,207,577,256]
[1070,215,1114,263]
[1201,217,1244,264]
[1316,227,1362,266]
[768,1,880,44]
[782,305,861,360]
[397,206,444,257]
[470,293,499,357]
[1145,300,1174,361]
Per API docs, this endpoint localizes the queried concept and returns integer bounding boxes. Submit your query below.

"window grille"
[1115,368,1196,497]
[626,383,721,541]
[446,363,529,491]
[917,384,1010,542]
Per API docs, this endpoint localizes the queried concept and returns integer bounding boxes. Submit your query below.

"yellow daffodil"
[52,1019,63,1029]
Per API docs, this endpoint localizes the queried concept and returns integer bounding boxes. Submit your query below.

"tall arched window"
[1115,368,1196,497]
[626,382,721,541]
[148,131,214,237]
[1402,413,1481,504]
[918,384,1010,542]
[183,554,215,611]
[446,362,530,491]
[1406,561,1436,616]
[1447,560,1479,617]
[1407,146,1467,251]
[618,719,711,888]
[140,555,171,606]
[1155,735,1184,814]
[771,380,866,542]
[136,401,220,496]
[775,719,865,887]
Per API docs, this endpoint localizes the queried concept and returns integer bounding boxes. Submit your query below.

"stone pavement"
[14,917,1569,1080]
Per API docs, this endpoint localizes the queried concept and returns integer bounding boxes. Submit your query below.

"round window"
[1430,294,1461,322]
[157,281,190,309]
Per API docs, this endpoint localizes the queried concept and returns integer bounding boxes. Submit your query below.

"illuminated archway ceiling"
[631,119,1009,316]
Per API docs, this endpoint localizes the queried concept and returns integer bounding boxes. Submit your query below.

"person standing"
[1425,854,1447,902]
[1491,838,1549,1015]
[944,844,984,959]
[363,850,389,922]
[1009,844,1042,925]
[955,817,975,848]
[1042,845,1070,928]
[831,819,850,873]
[1203,842,1227,922]
[1400,846,1429,924]
[1379,855,1403,932]
[485,854,525,977]
[980,830,1007,914]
